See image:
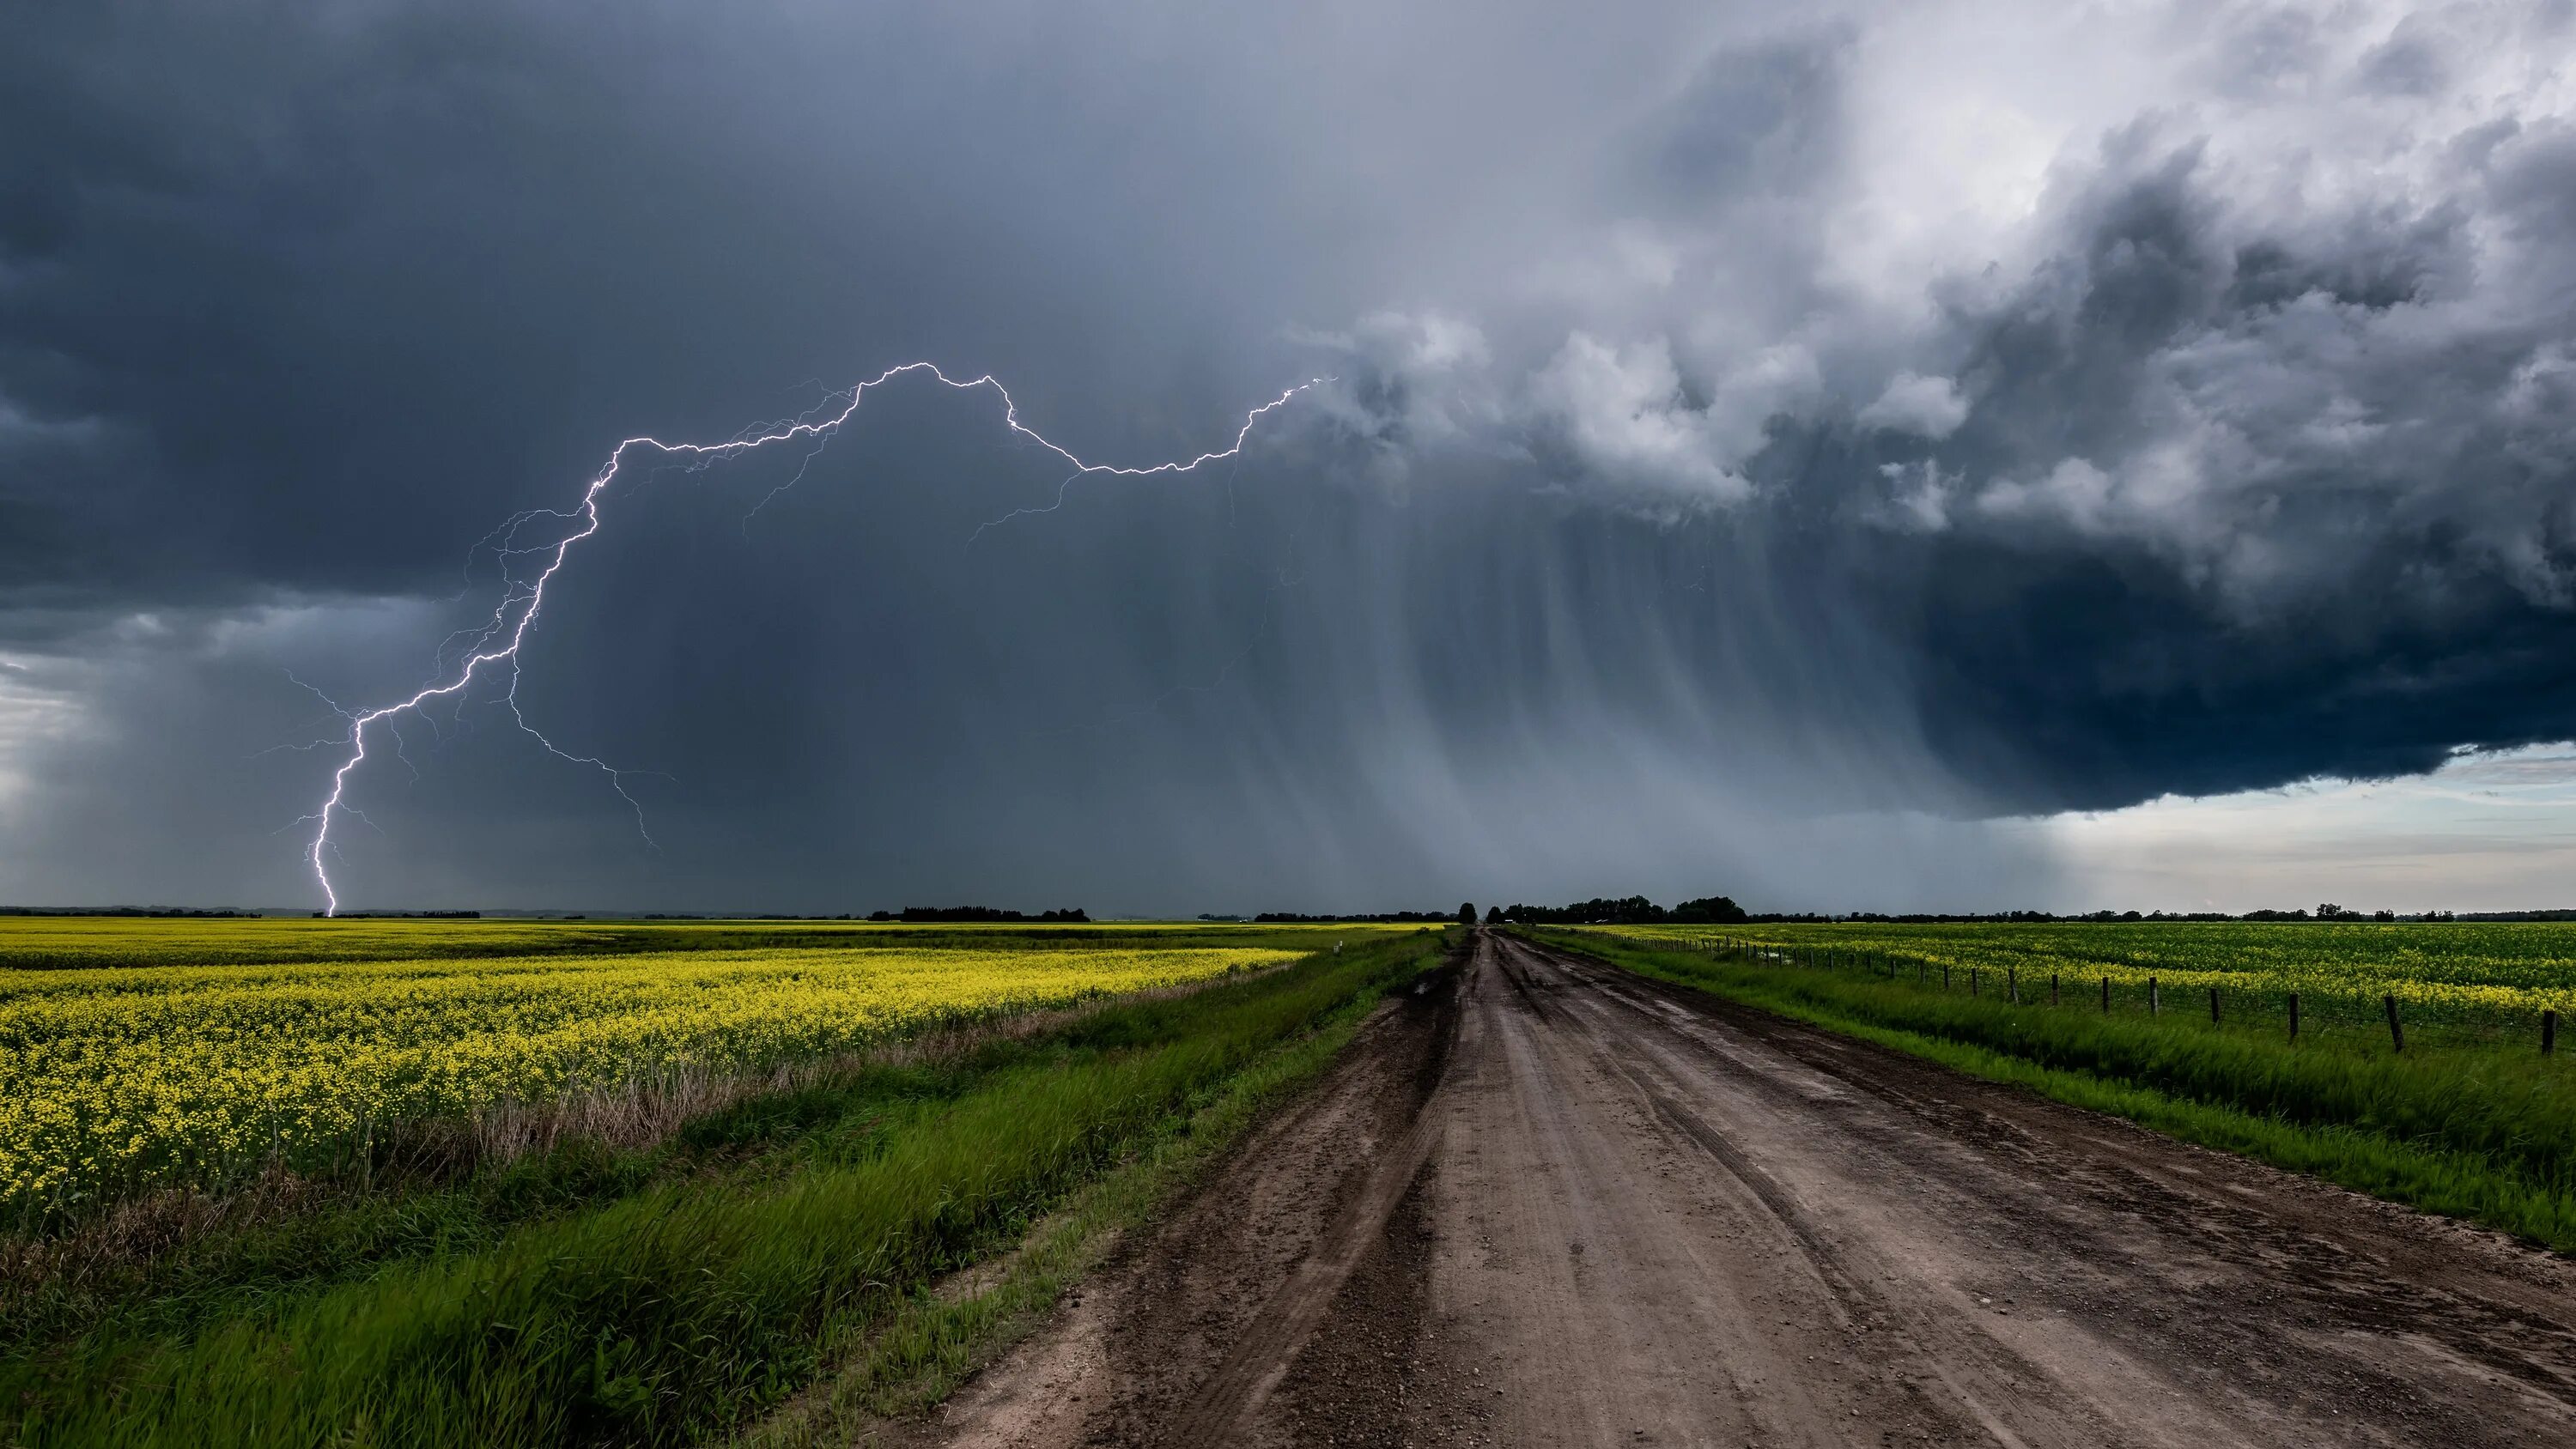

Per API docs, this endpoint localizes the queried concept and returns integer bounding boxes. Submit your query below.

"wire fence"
[1619,933,2567,1058]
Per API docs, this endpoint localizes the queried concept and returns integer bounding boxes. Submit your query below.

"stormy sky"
[3,0,2573,915]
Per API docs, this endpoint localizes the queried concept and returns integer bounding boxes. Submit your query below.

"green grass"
[1535,928,2576,1252]
[3,930,1448,1448]
[1614,919,2576,1030]
[735,939,1415,1447]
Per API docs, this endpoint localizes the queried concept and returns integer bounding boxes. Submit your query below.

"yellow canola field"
[0,941,1300,1218]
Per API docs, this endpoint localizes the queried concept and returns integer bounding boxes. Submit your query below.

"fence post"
[2384,993,2403,1053]
[2051,973,2060,1006]
[2008,966,2019,1004]
[2288,991,2300,1042]
[2547,1009,2558,1057]
[1971,968,1980,997]
[1943,964,1951,991]
[2101,975,2111,1012]
[2149,977,2160,1016]
[2209,987,2221,1024]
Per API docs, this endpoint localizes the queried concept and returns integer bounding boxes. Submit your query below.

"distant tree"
[1670,894,1747,924]
[2373,908,2396,922]
[1484,904,1503,924]
[1458,901,1478,925]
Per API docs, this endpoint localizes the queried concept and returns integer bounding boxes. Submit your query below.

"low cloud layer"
[2,1,2570,910]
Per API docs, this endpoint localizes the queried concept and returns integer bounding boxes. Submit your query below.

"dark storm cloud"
[1841,112,2576,811]
[0,2,1351,615]
[3,0,2573,910]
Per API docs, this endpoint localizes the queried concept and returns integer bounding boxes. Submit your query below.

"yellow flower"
[0,917,1361,1216]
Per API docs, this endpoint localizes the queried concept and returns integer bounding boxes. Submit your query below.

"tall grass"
[3,931,1444,1448]
[1541,929,2576,1251]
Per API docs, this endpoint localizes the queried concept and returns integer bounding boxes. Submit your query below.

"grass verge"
[1532,928,2576,1252]
[734,940,1418,1447]
[4,931,1447,1448]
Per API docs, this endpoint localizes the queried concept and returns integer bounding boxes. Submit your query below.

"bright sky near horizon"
[2031,745,2576,915]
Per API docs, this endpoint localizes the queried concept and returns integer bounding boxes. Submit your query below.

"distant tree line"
[2456,910,2562,921]
[0,906,258,918]
[1488,894,1748,925]
[1732,906,2464,924]
[1251,910,1457,924]
[862,906,1090,923]
[1476,900,2476,926]
[305,910,482,920]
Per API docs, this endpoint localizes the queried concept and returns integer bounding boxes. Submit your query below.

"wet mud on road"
[899,931,2576,1446]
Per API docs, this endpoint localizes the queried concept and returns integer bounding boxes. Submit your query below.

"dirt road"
[901,930,2576,1446]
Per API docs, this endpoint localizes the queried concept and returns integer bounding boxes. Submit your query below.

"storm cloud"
[2,0,2571,912]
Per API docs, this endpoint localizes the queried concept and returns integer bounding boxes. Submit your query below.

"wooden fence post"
[2008,966,2019,1004]
[2101,975,2111,1012]
[2384,993,2403,1053]
[2288,991,2300,1042]
[1971,968,1980,997]
[2546,1009,2558,1057]
[2050,973,2060,1006]
[2149,977,2160,1016]
[2208,987,2220,1024]
[1943,964,1951,990]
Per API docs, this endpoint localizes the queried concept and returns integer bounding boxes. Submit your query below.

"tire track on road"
[906,931,2576,1446]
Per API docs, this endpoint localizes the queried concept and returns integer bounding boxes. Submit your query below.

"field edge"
[730,931,1458,1448]
[1528,926,2576,1257]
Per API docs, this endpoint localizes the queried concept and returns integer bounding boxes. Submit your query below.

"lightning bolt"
[301,364,1327,914]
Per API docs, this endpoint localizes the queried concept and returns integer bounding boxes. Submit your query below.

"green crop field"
[0,917,1449,1447]
[1607,919,2576,1043]
[1541,920,2576,1252]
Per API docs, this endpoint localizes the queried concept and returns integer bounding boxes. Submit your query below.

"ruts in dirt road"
[902,930,2576,1447]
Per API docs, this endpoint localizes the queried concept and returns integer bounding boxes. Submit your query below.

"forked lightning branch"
[297,366,1327,914]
